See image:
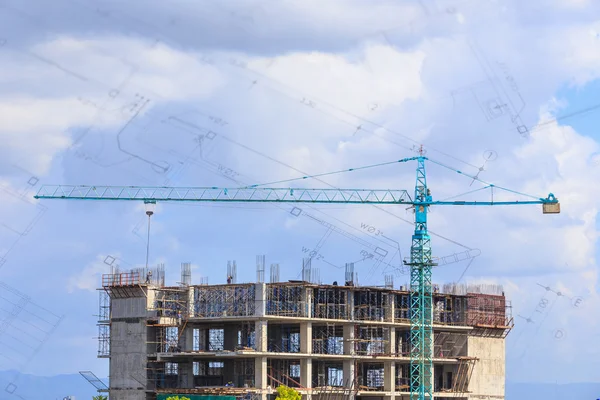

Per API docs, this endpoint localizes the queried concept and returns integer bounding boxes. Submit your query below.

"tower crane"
[34,153,559,400]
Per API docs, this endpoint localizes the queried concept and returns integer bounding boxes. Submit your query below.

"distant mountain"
[0,370,101,400]
[0,371,598,400]
[507,381,600,400]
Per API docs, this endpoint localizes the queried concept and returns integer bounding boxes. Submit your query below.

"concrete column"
[224,325,238,351]
[386,293,395,322]
[224,359,235,385]
[384,361,396,399]
[255,283,266,317]
[305,287,313,318]
[343,360,355,396]
[255,356,268,400]
[343,324,355,355]
[300,322,312,354]
[386,327,396,356]
[255,321,268,352]
[184,327,195,351]
[300,358,312,395]
[179,362,194,388]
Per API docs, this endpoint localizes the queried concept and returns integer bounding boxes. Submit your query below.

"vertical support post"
[300,322,312,354]
[343,360,356,400]
[386,327,396,355]
[255,283,266,317]
[343,324,355,356]
[409,156,434,400]
[180,362,194,389]
[255,356,268,400]
[384,361,396,400]
[387,293,395,323]
[255,321,268,352]
[301,358,313,400]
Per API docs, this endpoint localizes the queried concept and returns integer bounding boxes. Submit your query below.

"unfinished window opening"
[396,330,410,357]
[313,325,344,355]
[394,293,410,321]
[208,361,224,375]
[194,284,256,318]
[193,361,200,376]
[328,367,343,386]
[354,290,389,321]
[446,371,453,390]
[363,365,384,389]
[355,326,387,356]
[313,361,344,387]
[193,328,200,351]
[208,328,224,351]
[165,327,179,352]
[396,363,409,389]
[290,364,300,379]
[434,332,467,358]
[266,284,307,317]
[165,362,178,375]
[268,325,300,353]
[268,359,301,388]
[312,287,348,319]
[233,359,255,387]
[237,322,256,349]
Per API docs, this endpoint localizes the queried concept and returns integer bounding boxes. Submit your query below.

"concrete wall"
[112,297,147,319]
[467,336,505,399]
[109,298,148,400]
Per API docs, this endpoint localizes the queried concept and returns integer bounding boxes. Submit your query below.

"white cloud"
[0,35,226,177]
[67,254,111,292]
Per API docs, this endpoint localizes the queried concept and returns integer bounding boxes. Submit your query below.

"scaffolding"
[268,359,302,388]
[313,361,344,387]
[267,324,300,353]
[452,356,478,394]
[394,291,410,322]
[233,358,255,387]
[194,284,256,317]
[312,286,348,319]
[154,287,189,319]
[353,326,388,356]
[353,289,390,322]
[266,283,307,317]
[97,289,111,357]
[312,324,344,355]
[467,293,508,327]
[395,363,410,391]
[358,363,384,391]
[433,294,469,325]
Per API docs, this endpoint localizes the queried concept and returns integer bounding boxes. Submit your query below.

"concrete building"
[98,263,512,400]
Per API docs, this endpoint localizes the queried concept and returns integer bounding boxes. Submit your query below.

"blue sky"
[0,0,599,395]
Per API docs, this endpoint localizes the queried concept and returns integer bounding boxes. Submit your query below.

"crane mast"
[33,156,559,399]
[408,156,434,400]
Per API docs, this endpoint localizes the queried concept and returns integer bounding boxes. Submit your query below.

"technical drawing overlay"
[0,282,64,400]
[509,281,586,362]
[142,109,481,285]
[0,171,47,270]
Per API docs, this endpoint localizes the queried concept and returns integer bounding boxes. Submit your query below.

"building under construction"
[98,259,512,400]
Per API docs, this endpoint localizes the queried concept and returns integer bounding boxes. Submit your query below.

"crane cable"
[241,155,548,201]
